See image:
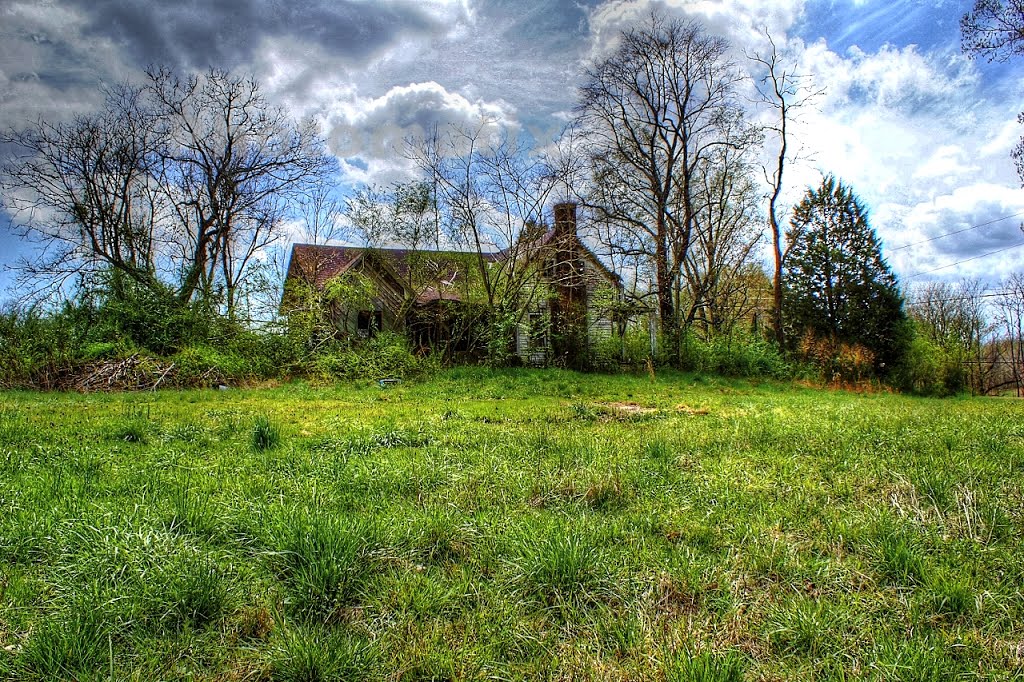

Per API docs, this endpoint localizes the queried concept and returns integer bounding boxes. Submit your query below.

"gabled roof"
[285,243,500,303]
[284,228,621,306]
[507,226,621,287]
[286,243,363,289]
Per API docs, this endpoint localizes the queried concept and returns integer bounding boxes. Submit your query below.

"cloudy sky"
[1,0,1022,301]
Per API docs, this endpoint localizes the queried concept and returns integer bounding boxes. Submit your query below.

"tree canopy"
[783,175,906,373]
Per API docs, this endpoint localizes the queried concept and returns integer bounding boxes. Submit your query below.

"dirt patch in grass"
[604,401,659,416]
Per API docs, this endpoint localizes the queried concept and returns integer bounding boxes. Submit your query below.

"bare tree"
[908,279,991,393]
[409,123,560,308]
[344,180,443,329]
[299,179,347,247]
[1,83,165,300]
[575,14,745,350]
[406,122,569,361]
[962,0,1024,58]
[750,30,824,345]
[144,67,332,316]
[2,67,333,319]
[962,1,1024,186]
[993,273,1024,395]
[682,110,764,336]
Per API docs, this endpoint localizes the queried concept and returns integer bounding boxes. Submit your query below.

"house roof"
[285,243,501,303]
[286,243,364,289]
[284,228,620,305]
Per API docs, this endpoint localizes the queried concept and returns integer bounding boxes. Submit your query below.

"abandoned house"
[281,202,622,365]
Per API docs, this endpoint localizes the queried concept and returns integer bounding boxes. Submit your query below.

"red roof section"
[285,243,501,298]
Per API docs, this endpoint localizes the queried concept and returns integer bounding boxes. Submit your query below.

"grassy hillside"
[1,369,1022,680]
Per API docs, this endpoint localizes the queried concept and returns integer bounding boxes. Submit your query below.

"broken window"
[528,311,548,349]
[357,310,383,337]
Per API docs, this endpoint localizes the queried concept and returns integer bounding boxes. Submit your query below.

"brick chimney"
[553,202,577,239]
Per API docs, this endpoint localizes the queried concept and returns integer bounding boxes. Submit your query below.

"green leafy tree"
[783,175,907,374]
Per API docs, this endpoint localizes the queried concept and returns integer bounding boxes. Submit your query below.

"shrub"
[893,332,968,396]
[311,333,435,382]
[225,329,302,380]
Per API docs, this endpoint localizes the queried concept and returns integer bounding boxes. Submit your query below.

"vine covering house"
[281,203,622,365]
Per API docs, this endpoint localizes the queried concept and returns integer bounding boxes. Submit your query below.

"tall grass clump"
[872,526,929,587]
[158,556,229,630]
[112,405,152,443]
[274,513,382,622]
[920,574,974,622]
[410,508,474,565]
[764,598,841,659]
[513,528,613,609]
[270,627,376,682]
[665,650,746,682]
[18,604,110,680]
[252,415,283,452]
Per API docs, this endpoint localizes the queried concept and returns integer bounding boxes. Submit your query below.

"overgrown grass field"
[1,369,1022,680]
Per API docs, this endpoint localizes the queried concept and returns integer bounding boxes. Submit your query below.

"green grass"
[0,367,1022,679]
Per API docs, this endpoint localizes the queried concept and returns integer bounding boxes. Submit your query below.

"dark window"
[528,312,547,349]
[357,310,383,337]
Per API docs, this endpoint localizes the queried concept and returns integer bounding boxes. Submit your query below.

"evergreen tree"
[783,175,907,373]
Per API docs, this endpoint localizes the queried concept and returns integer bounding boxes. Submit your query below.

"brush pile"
[73,354,176,392]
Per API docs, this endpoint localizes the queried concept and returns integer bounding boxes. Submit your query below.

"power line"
[905,241,1024,279]
[907,291,1011,305]
[891,211,1024,252]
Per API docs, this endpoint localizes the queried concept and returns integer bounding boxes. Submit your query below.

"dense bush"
[794,331,876,385]
[171,345,251,387]
[311,333,437,382]
[892,332,969,397]
[589,328,790,380]
[0,288,294,389]
[680,331,790,379]
[0,307,79,388]
[0,287,970,394]
[588,328,653,371]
